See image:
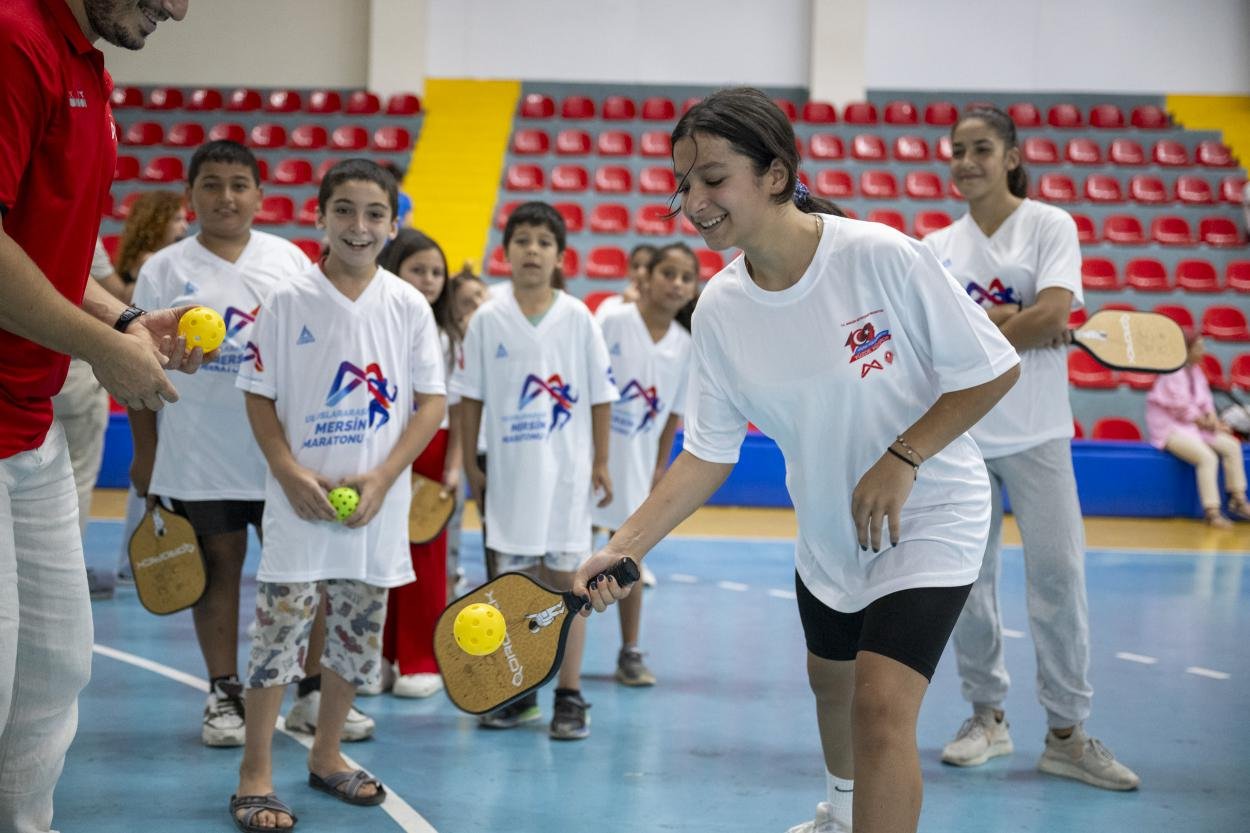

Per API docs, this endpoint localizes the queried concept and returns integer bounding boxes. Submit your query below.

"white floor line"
[1001,628,1025,639]
[1185,666,1231,680]
[717,581,749,592]
[91,643,438,833]
[767,589,797,600]
[1115,652,1159,665]
[668,573,699,583]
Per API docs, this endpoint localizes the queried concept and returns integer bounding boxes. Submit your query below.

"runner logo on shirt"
[224,306,259,338]
[301,361,398,449]
[615,380,662,435]
[966,278,1019,308]
[500,373,579,442]
[245,341,264,372]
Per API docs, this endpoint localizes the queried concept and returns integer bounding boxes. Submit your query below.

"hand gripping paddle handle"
[566,557,640,612]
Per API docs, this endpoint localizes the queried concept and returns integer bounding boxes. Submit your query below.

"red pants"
[382,427,448,675]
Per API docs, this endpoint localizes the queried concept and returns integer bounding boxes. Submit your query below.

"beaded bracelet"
[887,446,919,480]
[894,435,925,465]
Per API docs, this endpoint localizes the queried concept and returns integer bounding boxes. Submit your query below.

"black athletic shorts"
[167,498,264,538]
[795,572,971,681]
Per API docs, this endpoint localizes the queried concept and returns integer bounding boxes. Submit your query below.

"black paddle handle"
[566,557,641,612]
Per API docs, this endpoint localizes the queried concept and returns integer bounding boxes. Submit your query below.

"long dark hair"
[378,229,457,363]
[952,107,1029,199]
[670,87,844,217]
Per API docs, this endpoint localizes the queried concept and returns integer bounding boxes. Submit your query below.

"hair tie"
[793,180,810,204]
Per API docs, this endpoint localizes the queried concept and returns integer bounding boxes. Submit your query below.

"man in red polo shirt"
[0,2,191,831]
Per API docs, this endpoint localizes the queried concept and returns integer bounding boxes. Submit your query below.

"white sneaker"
[392,672,444,698]
[358,662,395,696]
[942,710,1014,766]
[784,802,848,833]
[641,563,656,587]
[283,690,375,742]
[1038,725,1140,791]
[202,679,246,747]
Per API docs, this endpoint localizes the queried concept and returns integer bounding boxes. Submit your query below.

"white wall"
[425,0,811,87]
[864,0,1250,94]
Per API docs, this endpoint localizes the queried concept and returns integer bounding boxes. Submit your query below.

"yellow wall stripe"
[1166,94,1250,172]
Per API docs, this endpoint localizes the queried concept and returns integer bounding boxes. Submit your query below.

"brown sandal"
[1204,507,1233,529]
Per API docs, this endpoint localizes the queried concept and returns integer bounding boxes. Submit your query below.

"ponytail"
[955,106,1029,199]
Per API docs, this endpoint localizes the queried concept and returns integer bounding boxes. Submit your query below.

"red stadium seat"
[868,210,907,234]
[851,134,887,161]
[1229,354,1250,390]
[843,102,878,124]
[1196,141,1236,168]
[551,164,589,193]
[596,131,633,157]
[1022,137,1059,165]
[893,136,930,162]
[1151,215,1194,246]
[913,210,953,238]
[600,96,635,121]
[1152,140,1189,167]
[1068,308,1087,328]
[271,159,313,186]
[1101,302,1137,311]
[265,90,301,113]
[1081,258,1120,290]
[589,203,629,234]
[583,291,615,313]
[1200,354,1229,389]
[248,123,287,149]
[636,204,676,236]
[860,170,898,199]
[141,156,184,183]
[1038,173,1078,203]
[884,100,918,125]
[1071,213,1098,244]
[254,195,294,225]
[1130,105,1169,129]
[1103,215,1145,245]
[145,87,183,111]
[330,126,368,151]
[904,171,943,200]
[292,238,323,261]
[1220,177,1247,204]
[225,88,262,112]
[505,164,543,192]
[1129,175,1169,204]
[1089,104,1125,129]
[1047,104,1083,128]
[512,129,550,155]
[345,91,381,115]
[487,246,511,276]
[1202,306,1250,341]
[553,202,584,233]
[123,122,163,146]
[809,134,845,160]
[1153,304,1195,329]
[385,93,421,116]
[640,167,677,195]
[816,170,853,198]
[208,122,247,144]
[561,246,581,278]
[185,87,222,111]
[1199,217,1243,247]
[298,197,319,225]
[1091,417,1142,441]
[594,166,632,194]
[555,129,591,156]
[1124,258,1171,292]
[640,131,671,158]
[1175,260,1221,293]
[641,97,676,121]
[801,101,838,124]
[1008,102,1042,128]
[114,191,144,219]
[519,94,555,119]
[695,250,725,280]
[111,86,142,109]
[561,96,595,119]
[1118,366,1156,390]
[1068,351,1117,388]
[924,101,959,126]
[1228,262,1250,293]
[373,126,411,151]
[307,90,342,114]
[290,124,327,150]
[165,122,205,148]
[1073,418,1085,439]
[935,135,952,162]
[1084,174,1123,203]
[1065,138,1101,165]
[1108,139,1146,166]
[494,201,519,230]
[586,246,628,278]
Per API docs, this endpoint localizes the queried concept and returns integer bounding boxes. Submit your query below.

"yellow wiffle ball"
[177,306,226,353]
[453,602,506,656]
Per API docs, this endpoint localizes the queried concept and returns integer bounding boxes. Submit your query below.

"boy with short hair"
[456,200,618,740]
[231,159,445,829]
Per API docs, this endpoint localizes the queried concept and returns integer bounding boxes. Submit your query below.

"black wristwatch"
[113,304,146,332]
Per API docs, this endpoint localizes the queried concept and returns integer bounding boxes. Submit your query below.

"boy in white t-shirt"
[229,160,445,830]
[592,242,697,687]
[454,201,618,740]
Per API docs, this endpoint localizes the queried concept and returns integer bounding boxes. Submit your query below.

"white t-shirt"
[924,199,1082,459]
[591,305,692,530]
[132,232,310,501]
[452,290,618,555]
[593,293,627,323]
[236,264,446,586]
[684,215,1019,613]
[91,237,116,279]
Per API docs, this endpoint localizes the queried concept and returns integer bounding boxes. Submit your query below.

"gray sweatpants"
[952,438,1093,728]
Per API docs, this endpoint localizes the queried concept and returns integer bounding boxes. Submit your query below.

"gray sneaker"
[202,679,245,747]
[478,692,542,729]
[615,647,656,687]
[283,690,375,742]
[1038,726,1140,790]
[548,692,590,740]
[941,709,1013,766]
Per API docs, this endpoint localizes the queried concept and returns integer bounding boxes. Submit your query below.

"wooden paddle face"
[128,507,206,615]
[408,472,454,545]
[434,573,574,714]
[1073,310,1187,372]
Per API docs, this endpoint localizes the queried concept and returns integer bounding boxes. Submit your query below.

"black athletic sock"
[298,674,322,698]
[554,688,581,701]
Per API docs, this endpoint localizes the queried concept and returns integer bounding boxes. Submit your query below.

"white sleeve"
[669,338,692,417]
[446,341,464,407]
[1034,209,1084,307]
[891,245,1020,395]
[452,311,484,401]
[235,292,279,400]
[410,302,446,396]
[681,326,748,465]
[586,317,619,406]
[91,238,115,279]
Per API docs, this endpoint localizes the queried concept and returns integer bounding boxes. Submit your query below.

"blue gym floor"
[60,519,1249,833]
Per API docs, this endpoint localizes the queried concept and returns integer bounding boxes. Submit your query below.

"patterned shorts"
[246,579,388,690]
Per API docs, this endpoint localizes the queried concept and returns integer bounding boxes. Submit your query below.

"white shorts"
[494,550,589,574]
